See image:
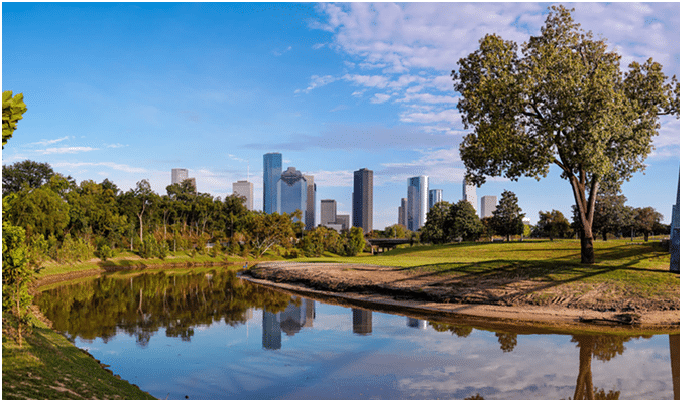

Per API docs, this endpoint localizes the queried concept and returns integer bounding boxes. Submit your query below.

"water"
[36,268,680,400]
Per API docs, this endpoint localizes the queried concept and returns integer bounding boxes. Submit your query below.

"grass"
[2,313,155,400]
[297,238,678,300]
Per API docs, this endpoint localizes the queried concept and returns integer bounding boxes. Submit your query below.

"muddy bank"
[243,262,680,329]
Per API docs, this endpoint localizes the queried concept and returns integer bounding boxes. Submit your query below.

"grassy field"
[298,238,678,300]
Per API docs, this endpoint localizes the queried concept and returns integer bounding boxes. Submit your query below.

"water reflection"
[36,271,680,400]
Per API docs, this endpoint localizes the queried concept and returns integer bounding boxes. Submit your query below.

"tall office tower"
[463,179,478,216]
[304,175,316,231]
[480,195,497,218]
[233,180,254,211]
[320,199,337,226]
[263,153,282,214]
[352,168,373,233]
[171,168,189,185]
[407,176,429,231]
[277,167,307,225]
[399,198,408,227]
[429,189,443,209]
[336,215,350,231]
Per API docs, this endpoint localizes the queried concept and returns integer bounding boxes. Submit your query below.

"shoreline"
[242,261,680,332]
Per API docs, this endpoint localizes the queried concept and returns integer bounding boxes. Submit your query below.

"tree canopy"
[452,5,679,263]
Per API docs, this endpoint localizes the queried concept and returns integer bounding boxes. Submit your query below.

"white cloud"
[400,109,461,125]
[51,161,147,174]
[370,93,391,104]
[30,136,70,146]
[342,73,390,88]
[295,75,338,94]
[306,170,354,187]
[272,45,292,56]
[41,146,99,155]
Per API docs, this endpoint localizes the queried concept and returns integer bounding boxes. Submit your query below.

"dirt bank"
[243,262,680,329]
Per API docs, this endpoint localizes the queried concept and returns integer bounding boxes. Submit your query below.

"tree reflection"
[36,269,292,344]
[570,335,634,400]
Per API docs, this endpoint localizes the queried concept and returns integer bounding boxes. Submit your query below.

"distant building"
[352,168,373,233]
[233,180,254,210]
[262,311,281,350]
[480,195,497,218]
[277,167,307,225]
[320,199,337,226]
[352,309,372,335]
[463,179,478,216]
[398,198,407,227]
[304,175,316,231]
[263,153,282,214]
[429,189,443,210]
[171,168,188,185]
[407,176,428,231]
[522,217,531,226]
[336,214,350,231]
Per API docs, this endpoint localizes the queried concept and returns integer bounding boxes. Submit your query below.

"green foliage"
[633,206,664,241]
[345,226,366,256]
[2,160,55,196]
[96,244,113,262]
[452,5,679,263]
[534,209,573,240]
[2,221,34,346]
[449,200,484,241]
[490,190,525,241]
[421,201,452,244]
[2,91,27,149]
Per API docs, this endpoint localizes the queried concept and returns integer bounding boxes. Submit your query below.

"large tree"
[2,160,55,196]
[491,190,525,242]
[452,5,679,263]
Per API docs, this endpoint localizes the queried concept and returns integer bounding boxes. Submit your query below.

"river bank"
[243,261,680,330]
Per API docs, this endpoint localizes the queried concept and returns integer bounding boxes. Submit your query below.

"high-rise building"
[352,309,372,335]
[429,189,443,209]
[352,168,373,233]
[262,311,281,350]
[463,179,478,216]
[336,215,350,231]
[320,199,337,226]
[233,180,254,211]
[277,167,307,225]
[304,175,316,231]
[407,176,428,231]
[398,198,407,227]
[187,177,197,193]
[171,168,189,185]
[480,195,497,218]
[263,153,282,214]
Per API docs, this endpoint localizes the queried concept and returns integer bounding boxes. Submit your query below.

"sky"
[2,2,680,230]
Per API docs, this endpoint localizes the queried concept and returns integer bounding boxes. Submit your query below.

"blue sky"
[3,2,680,230]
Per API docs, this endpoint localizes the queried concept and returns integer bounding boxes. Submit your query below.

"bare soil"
[244,262,680,330]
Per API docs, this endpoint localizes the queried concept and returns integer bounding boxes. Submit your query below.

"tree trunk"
[569,174,598,264]
[580,228,595,264]
[644,232,649,242]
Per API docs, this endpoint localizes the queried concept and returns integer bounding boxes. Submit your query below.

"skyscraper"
[481,195,497,218]
[277,167,307,225]
[304,175,316,231]
[463,179,478,216]
[263,153,282,214]
[407,176,429,231]
[398,198,407,227]
[233,180,254,211]
[352,168,373,233]
[171,168,188,185]
[320,199,337,226]
[336,215,350,231]
[429,189,443,209]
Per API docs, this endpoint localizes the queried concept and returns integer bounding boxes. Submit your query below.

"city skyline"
[3,3,679,230]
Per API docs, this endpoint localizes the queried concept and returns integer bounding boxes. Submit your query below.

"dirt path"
[243,262,680,329]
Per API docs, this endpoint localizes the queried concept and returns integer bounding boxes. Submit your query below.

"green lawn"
[297,239,678,299]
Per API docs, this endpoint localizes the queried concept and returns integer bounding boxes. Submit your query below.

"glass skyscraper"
[263,153,282,214]
[277,167,307,225]
[428,189,443,209]
[407,176,429,231]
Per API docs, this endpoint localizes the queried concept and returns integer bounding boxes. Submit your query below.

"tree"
[535,209,572,240]
[2,221,33,347]
[490,190,525,242]
[421,201,452,244]
[633,207,663,242]
[383,224,407,239]
[2,160,55,196]
[2,91,27,148]
[345,226,366,256]
[449,200,484,241]
[584,189,634,241]
[452,5,679,263]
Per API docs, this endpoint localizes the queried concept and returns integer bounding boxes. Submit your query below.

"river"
[36,268,680,399]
